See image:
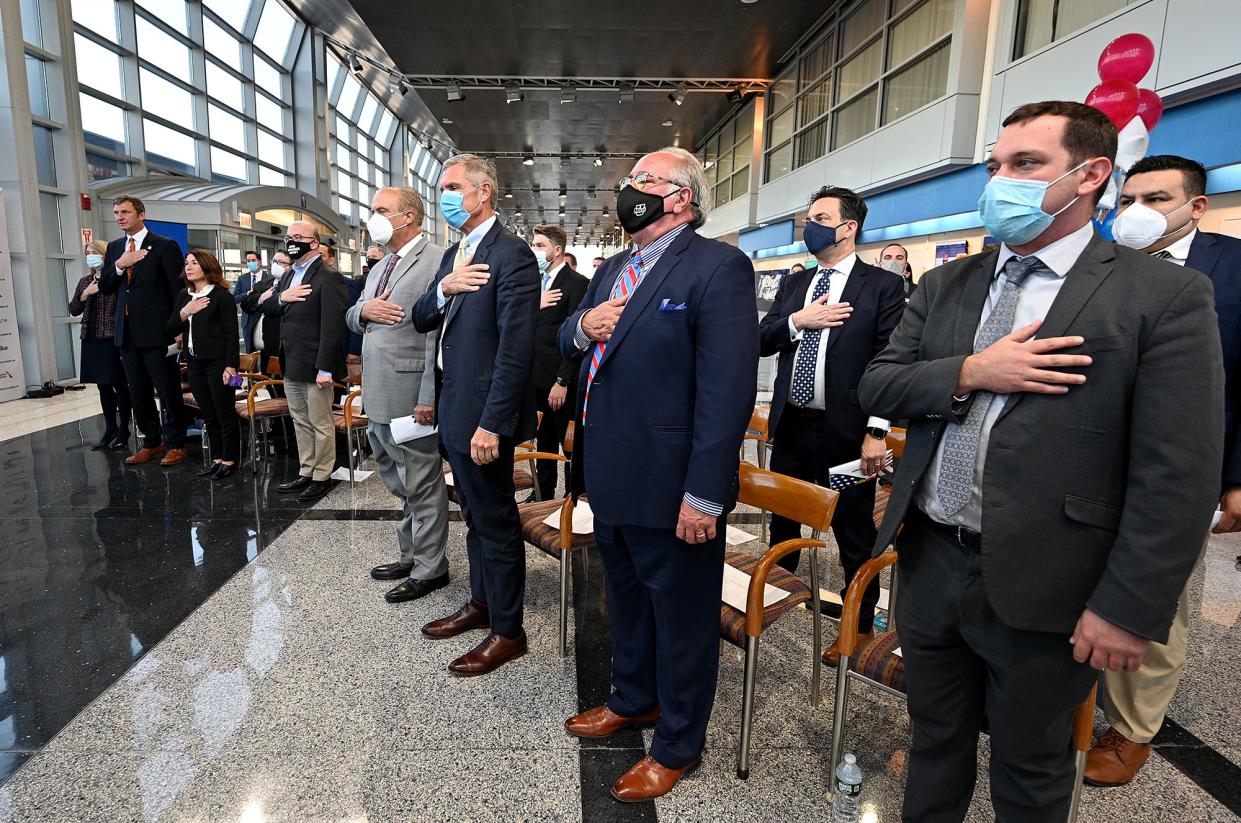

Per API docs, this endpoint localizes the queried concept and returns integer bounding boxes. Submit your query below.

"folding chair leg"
[1068,749,1087,823]
[887,566,900,633]
[809,544,823,706]
[558,550,570,657]
[250,421,258,475]
[736,634,760,779]
[830,658,850,781]
[347,428,356,487]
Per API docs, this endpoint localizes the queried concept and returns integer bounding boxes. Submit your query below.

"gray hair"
[443,153,500,209]
[379,186,425,224]
[658,146,712,229]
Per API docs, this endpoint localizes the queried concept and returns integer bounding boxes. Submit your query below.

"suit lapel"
[952,249,1000,357]
[787,268,814,314]
[824,261,867,356]
[1186,231,1221,280]
[597,227,694,370]
[995,235,1114,424]
[383,238,425,293]
[446,219,502,329]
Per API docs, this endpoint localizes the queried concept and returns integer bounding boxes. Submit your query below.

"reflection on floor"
[0,416,1237,822]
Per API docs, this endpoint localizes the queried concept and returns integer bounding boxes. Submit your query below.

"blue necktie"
[541,271,552,290]
[790,270,832,406]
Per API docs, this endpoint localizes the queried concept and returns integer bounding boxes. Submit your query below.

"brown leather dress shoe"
[1084,727,1151,786]
[447,631,527,677]
[610,754,700,803]
[565,705,661,739]
[159,448,187,466]
[421,599,490,639]
[125,446,166,465]
[823,630,874,668]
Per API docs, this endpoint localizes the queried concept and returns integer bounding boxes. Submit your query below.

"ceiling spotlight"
[726,86,744,105]
[398,78,409,96]
[593,157,603,167]
[703,160,714,170]
[505,82,523,104]
[668,82,688,106]
[558,206,565,216]
[446,81,465,102]
[560,155,571,167]
[661,119,673,127]
[559,185,567,199]
[532,183,541,195]
[587,186,596,199]
[619,83,635,103]
[349,51,364,75]
[522,154,534,166]
[504,190,513,199]
[514,209,522,217]
[422,135,433,151]
[602,206,609,217]
[560,85,576,104]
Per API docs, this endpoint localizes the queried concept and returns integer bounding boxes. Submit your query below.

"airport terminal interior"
[0,0,1238,820]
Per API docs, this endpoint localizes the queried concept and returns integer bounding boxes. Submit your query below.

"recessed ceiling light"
[662,119,673,127]
[522,154,534,165]
[441,117,454,125]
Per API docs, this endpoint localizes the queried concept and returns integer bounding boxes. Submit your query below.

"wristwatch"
[865,426,889,441]
[555,377,568,387]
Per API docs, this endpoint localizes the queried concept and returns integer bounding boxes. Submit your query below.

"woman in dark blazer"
[168,249,240,479]
[69,240,132,450]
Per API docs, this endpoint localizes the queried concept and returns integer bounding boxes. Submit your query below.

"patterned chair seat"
[443,464,534,505]
[719,550,814,648]
[332,409,368,432]
[849,629,906,694]
[517,497,594,559]
[235,398,290,420]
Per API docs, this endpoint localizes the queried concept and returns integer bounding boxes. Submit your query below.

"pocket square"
[658,299,687,311]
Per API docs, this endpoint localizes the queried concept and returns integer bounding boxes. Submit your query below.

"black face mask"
[617,185,682,234]
[286,239,314,259]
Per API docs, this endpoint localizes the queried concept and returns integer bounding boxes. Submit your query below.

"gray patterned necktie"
[934,255,1044,515]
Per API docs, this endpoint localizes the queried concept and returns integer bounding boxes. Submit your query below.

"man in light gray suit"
[347,186,451,603]
[859,101,1223,821]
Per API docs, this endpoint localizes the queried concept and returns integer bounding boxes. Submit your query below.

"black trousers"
[187,357,240,463]
[443,440,525,638]
[896,511,1098,823]
[97,382,132,441]
[533,382,573,498]
[119,340,187,449]
[768,411,879,633]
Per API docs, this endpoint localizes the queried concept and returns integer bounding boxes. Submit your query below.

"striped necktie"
[374,252,401,295]
[1152,250,1173,260]
[581,250,644,421]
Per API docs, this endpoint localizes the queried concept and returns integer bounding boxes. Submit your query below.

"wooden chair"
[742,404,773,542]
[829,549,1098,821]
[726,463,840,779]
[331,363,367,486]
[183,352,263,463]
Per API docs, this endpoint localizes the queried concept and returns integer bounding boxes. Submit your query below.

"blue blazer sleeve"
[558,264,609,361]
[479,242,540,436]
[413,247,455,334]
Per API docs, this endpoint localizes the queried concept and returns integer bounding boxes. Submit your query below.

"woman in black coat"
[69,240,133,450]
[168,249,241,479]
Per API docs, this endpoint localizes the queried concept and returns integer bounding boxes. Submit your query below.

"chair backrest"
[239,352,259,373]
[266,356,282,376]
[563,421,575,456]
[346,362,362,385]
[886,427,907,459]
[746,404,771,439]
[738,463,837,533]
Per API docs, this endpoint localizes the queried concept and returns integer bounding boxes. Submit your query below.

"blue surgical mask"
[977,161,1088,246]
[246,261,259,272]
[86,253,104,270]
[440,184,482,230]
[533,249,551,272]
[804,220,847,255]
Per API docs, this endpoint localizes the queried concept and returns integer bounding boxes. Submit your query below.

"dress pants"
[1102,542,1205,743]
[597,517,726,770]
[369,423,450,579]
[896,511,1098,823]
[186,356,240,463]
[119,340,187,449]
[443,440,525,638]
[284,380,335,482]
[768,411,880,632]
[533,384,573,499]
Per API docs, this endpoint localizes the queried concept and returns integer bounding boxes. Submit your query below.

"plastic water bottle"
[831,753,863,822]
[872,612,888,632]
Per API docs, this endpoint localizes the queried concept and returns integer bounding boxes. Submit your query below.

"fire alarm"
[80,193,92,210]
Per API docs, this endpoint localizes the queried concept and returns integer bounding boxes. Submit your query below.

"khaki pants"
[1102,544,1204,743]
[285,379,336,482]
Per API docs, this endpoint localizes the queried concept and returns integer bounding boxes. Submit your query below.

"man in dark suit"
[558,148,758,802]
[240,250,287,370]
[235,250,263,350]
[1085,154,1241,785]
[412,153,539,677]
[759,186,905,665]
[529,224,588,500]
[858,102,1223,821]
[261,221,346,501]
[97,194,189,466]
[877,242,916,297]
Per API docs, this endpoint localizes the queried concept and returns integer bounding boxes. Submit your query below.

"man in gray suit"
[859,101,1224,821]
[346,186,451,603]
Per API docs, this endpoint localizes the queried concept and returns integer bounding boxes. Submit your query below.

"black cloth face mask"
[617,185,683,234]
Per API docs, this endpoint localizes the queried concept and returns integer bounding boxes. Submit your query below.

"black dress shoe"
[212,463,238,480]
[385,573,450,603]
[297,479,333,501]
[91,435,113,451]
[278,476,312,493]
[107,435,130,450]
[197,463,223,477]
[371,562,415,580]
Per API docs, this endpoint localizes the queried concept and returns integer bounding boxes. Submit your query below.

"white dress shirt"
[1160,227,1197,266]
[918,220,1096,530]
[114,226,149,277]
[542,261,566,289]
[786,253,888,431]
[436,214,498,309]
[186,284,214,356]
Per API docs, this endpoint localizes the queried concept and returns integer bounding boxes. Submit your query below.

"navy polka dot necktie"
[790,270,832,407]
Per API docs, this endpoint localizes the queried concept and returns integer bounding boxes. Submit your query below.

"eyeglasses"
[619,171,680,192]
[283,234,315,242]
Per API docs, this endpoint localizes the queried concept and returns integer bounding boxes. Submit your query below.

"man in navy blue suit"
[413,153,540,677]
[759,186,906,665]
[1087,154,1241,785]
[558,148,758,802]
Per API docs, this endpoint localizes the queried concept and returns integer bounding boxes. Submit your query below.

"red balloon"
[1097,33,1156,84]
[1135,88,1163,130]
[1085,79,1140,129]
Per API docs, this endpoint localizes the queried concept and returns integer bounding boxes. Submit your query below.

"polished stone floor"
[0,414,1237,822]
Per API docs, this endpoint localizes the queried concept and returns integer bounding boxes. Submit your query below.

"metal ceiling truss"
[400,76,772,93]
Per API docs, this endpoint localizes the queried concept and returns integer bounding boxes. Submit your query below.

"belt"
[789,405,825,418]
[918,510,982,551]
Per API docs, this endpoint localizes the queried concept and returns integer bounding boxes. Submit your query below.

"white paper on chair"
[541,499,595,534]
[892,647,902,658]
[444,472,453,487]
[721,563,790,612]
[1211,508,1222,530]
[724,525,757,545]
[389,414,437,445]
[330,467,373,481]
